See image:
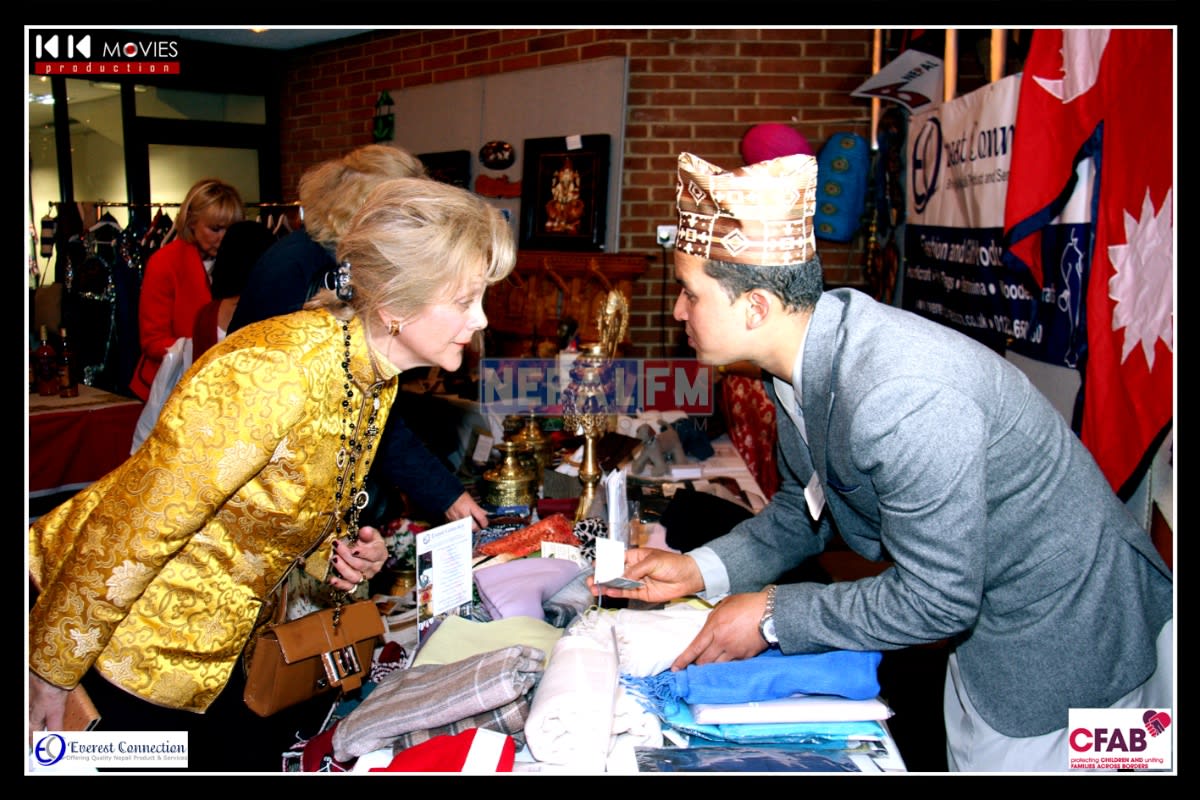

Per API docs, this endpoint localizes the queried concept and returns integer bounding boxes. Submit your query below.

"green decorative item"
[373,90,395,143]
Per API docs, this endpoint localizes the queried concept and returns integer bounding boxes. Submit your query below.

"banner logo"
[910,117,942,215]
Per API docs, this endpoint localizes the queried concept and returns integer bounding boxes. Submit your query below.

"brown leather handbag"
[242,592,384,718]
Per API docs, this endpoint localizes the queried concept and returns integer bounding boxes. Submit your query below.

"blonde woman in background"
[130,177,243,401]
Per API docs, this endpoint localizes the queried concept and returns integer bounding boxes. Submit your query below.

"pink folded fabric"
[474,557,584,621]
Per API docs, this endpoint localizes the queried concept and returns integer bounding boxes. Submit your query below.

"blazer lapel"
[799,292,845,489]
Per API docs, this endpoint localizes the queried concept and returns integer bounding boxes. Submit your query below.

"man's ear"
[744,289,772,329]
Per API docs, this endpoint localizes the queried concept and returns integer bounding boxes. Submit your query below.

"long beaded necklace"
[328,317,383,620]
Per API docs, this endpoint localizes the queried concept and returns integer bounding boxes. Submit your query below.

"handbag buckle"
[321,644,363,686]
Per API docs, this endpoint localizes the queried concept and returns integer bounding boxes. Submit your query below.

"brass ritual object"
[562,289,628,521]
[510,413,552,489]
[482,439,536,511]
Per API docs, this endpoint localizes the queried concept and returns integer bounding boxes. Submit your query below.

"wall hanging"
[519,134,610,252]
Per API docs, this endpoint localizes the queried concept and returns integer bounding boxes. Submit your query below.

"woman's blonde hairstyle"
[309,178,516,336]
[178,178,244,244]
[300,144,427,246]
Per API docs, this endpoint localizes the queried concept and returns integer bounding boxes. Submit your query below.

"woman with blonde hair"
[130,177,243,400]
[29,177,515,771]
[230,144,427,330]
[232,144,493,534]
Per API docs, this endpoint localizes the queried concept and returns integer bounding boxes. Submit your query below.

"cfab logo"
[1068,708,1173,770]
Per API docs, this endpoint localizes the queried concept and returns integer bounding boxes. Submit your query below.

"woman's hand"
[587,547,705,604]
[29,671,68,744]
[444,491,489,532]
[329,525,389,593]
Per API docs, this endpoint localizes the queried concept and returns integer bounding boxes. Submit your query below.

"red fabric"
[130,238,212,401]
[475,513,579,558]
[29,401,144,493]
[301,724,355,772]
[721,375,779,499]
[191,299,221,360]
[370,729,516,772]
[1003,29,1173,493]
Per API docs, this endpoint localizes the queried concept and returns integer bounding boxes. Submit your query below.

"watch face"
[759,614,777,644]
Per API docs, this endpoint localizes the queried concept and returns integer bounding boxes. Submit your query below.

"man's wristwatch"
[758,584,779,646]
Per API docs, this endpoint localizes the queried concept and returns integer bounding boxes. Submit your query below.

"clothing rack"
[48,200,305,228]
[49,201,303,209]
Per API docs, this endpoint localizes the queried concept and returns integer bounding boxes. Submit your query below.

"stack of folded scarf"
[329,644,546,762]
[621,648,887,748]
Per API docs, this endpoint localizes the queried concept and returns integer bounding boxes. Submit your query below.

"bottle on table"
[57,326,79,398]
[34,324,59,397]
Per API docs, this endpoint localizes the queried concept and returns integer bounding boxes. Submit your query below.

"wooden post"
[990,29,1007,83]
[870,28,882,150]
[944,29,957,101]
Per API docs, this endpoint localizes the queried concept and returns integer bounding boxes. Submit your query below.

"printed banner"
[852,48,944,113]
[903,74,1090,363]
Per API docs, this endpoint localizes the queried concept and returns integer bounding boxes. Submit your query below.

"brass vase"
[482,440,536,511]
[510,413,552,489]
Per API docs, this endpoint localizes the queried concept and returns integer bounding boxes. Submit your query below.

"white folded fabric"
[524,634,619,772]
[569,603,712,677]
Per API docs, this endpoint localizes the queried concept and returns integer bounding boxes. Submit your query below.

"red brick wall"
[280,28,876,358]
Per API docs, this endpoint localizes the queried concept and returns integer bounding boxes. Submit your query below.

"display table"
[288,402,907,774]
[28,385,143,497]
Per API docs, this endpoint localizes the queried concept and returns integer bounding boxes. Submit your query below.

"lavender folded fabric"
[474,557,584,621]
[332,645,545,760]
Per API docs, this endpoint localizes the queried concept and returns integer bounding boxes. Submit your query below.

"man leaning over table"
[591,151,1173,772]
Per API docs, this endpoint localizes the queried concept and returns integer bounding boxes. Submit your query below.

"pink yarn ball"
[740,124,814,165]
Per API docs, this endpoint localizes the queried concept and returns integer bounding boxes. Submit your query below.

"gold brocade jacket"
[29,309,398,712]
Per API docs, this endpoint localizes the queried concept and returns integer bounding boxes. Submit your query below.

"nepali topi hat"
[675,151,818,267]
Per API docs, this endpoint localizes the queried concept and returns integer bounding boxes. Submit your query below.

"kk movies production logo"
[30,30,181,75]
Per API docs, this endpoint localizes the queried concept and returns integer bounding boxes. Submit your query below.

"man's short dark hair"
[704,255,824,312]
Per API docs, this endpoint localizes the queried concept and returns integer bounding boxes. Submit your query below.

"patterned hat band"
[675,151,819,267]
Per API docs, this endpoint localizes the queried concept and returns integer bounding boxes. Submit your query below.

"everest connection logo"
[31,30,181,76]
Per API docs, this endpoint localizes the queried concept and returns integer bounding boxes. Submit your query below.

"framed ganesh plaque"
[519,134,610,251]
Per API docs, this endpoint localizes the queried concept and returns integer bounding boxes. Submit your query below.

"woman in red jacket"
[130,178,243,400]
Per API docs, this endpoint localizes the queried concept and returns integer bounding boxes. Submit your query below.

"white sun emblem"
[1108,187,1173,370]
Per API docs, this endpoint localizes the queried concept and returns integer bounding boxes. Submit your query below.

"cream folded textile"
[524,634,619,772]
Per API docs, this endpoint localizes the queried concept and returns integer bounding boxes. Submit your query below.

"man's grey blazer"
[705,288,1172,737]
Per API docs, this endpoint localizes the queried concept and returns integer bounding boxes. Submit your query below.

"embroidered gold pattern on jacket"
[29,311,397,712]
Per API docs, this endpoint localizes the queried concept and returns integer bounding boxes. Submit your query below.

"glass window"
[28,75,129,226]
[135,85,265,124]
[148,144,260,208]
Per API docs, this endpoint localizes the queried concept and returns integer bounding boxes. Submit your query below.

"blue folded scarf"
[658,699,887,747]
[621,648,883,709]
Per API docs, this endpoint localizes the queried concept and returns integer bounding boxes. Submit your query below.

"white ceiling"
[124,27,377,50]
